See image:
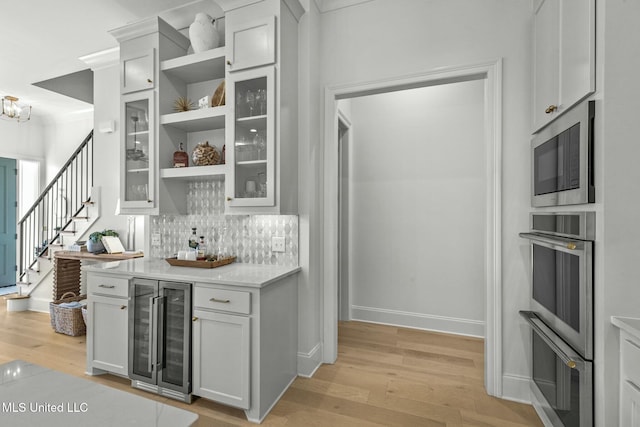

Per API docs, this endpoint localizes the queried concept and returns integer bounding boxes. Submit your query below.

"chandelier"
[1,96,31,123]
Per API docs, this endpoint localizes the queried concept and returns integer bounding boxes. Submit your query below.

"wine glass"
[254,131,266,160]
[246,90,256,116]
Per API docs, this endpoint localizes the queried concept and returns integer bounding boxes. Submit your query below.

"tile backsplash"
[149,180,298,267]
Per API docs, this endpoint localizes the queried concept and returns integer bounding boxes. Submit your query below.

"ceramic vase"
[87,239,105,254]
[189,13,220,53]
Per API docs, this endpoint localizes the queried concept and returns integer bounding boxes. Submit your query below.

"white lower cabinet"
[87,293,129,376]
[621,331,640,426]
[192,309,250,409]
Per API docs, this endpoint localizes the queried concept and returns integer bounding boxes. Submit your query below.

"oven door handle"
[519,232,584,251]
[520,311,586,371]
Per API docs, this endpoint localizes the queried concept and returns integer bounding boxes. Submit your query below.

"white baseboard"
[27,296,52,314]
[351,305,485,338]
[297,342,322,377]
[501,374,532,404]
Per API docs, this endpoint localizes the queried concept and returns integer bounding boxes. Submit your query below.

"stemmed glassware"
[246,90,256,116]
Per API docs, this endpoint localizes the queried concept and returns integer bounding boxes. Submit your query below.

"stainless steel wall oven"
[520,212,594,427]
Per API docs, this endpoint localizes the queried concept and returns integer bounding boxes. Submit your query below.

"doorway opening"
[324,60,503,396]
[0,158,40,293]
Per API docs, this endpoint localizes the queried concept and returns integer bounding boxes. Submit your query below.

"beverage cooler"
[128,278,192,402]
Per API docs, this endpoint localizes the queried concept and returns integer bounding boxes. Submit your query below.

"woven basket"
[49,291,87,336]
[81,306,88,327]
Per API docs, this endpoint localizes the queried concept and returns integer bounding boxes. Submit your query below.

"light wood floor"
[0,301,542,426]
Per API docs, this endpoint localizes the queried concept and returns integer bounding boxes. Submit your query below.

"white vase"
[189,13,220,53]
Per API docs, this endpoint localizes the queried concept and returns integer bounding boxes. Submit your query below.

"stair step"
[49,243,64,247]
[60,230,76,235]
[16,281,30,286]
[28,268,40,273]
[4,294,29,300]
[82,201,95,206]
[72,216,89,221]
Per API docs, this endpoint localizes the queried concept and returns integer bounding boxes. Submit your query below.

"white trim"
[351,306,485,338]
[502,373,533,404]
[79,47,119,71]
[297,343,323,377]
[316,0,374,13]
[323,59,503,396]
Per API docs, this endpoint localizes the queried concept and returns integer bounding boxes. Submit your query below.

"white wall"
[0,119,46,163]
[346,80,486,336]
[597,1,640,425]
[299,0,532,399]
[42,112,93,183]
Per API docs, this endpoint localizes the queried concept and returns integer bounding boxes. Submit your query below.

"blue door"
[0,157,17,286]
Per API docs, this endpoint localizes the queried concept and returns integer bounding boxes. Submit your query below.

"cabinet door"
[227,16,276,72]
[226,66,275,208]
[532,0,560,131]
[120,91,155,211]
[532,0,595,132]
[121,48,155,94]
[192,309,250,409]
[621,380,640,427]
[559,0,595,112]
[89,295,129,376]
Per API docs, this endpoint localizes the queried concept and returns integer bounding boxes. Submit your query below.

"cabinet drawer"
[193,286,250,315]
[88,275,129,298]
[623,334,640,387]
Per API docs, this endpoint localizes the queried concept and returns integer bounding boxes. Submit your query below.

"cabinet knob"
[147,78,153,84]
[120,305,127,310]
[147,199,153,203]
[226,60,232,66]
[226,196,233,201]
[545,104,558,114]
[192,316,198,322]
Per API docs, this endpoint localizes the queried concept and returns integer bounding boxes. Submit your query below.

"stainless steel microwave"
[531,100,595,207]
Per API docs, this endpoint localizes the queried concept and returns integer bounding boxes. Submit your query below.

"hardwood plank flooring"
[0,302,542,426]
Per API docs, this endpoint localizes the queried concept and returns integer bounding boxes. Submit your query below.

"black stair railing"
[17,130,94,281]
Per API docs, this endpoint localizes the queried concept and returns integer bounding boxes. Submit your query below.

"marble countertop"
[0,360,197,426]
[612,316,640,340]
[82,258,300,288]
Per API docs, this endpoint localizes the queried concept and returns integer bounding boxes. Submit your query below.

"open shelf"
[160,106,228,132]
[161,47,227,83]
[160,164,228,180]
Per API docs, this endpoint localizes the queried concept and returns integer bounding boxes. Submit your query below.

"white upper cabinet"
[532,0,595,133]
[121,48,155,94]
[227,16,276,72]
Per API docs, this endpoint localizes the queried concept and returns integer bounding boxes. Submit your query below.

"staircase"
[9,130,100,310]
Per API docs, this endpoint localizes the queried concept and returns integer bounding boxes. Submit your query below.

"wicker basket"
[49,291,87,336]
[81,306,88,327]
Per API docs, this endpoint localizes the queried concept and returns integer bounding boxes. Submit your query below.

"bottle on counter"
[173,142,189,168]
[197,236,207,260]
[188,228,198,252]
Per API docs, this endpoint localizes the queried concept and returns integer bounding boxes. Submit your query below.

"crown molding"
[315,0,373,13]
[79,47,119,71]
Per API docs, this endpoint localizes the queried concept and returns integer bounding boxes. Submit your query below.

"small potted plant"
[87,229,119,254]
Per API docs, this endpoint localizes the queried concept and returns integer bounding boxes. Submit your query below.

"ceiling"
[0,0,223,122]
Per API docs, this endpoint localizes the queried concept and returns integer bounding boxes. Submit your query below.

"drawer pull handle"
[545,104,558,114]
[210,297,230,303]
[192,316,199,322]
[120,305,127,310]
[98,284,115,289]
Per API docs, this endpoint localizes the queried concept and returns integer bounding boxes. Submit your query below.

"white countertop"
[82,258,300,288]
[612,316,640,340]
[0,360,197,426]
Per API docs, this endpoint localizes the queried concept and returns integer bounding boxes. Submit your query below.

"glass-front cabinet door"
[128,279,157,384]
[226,66,275,208]
[121,91,155,210]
